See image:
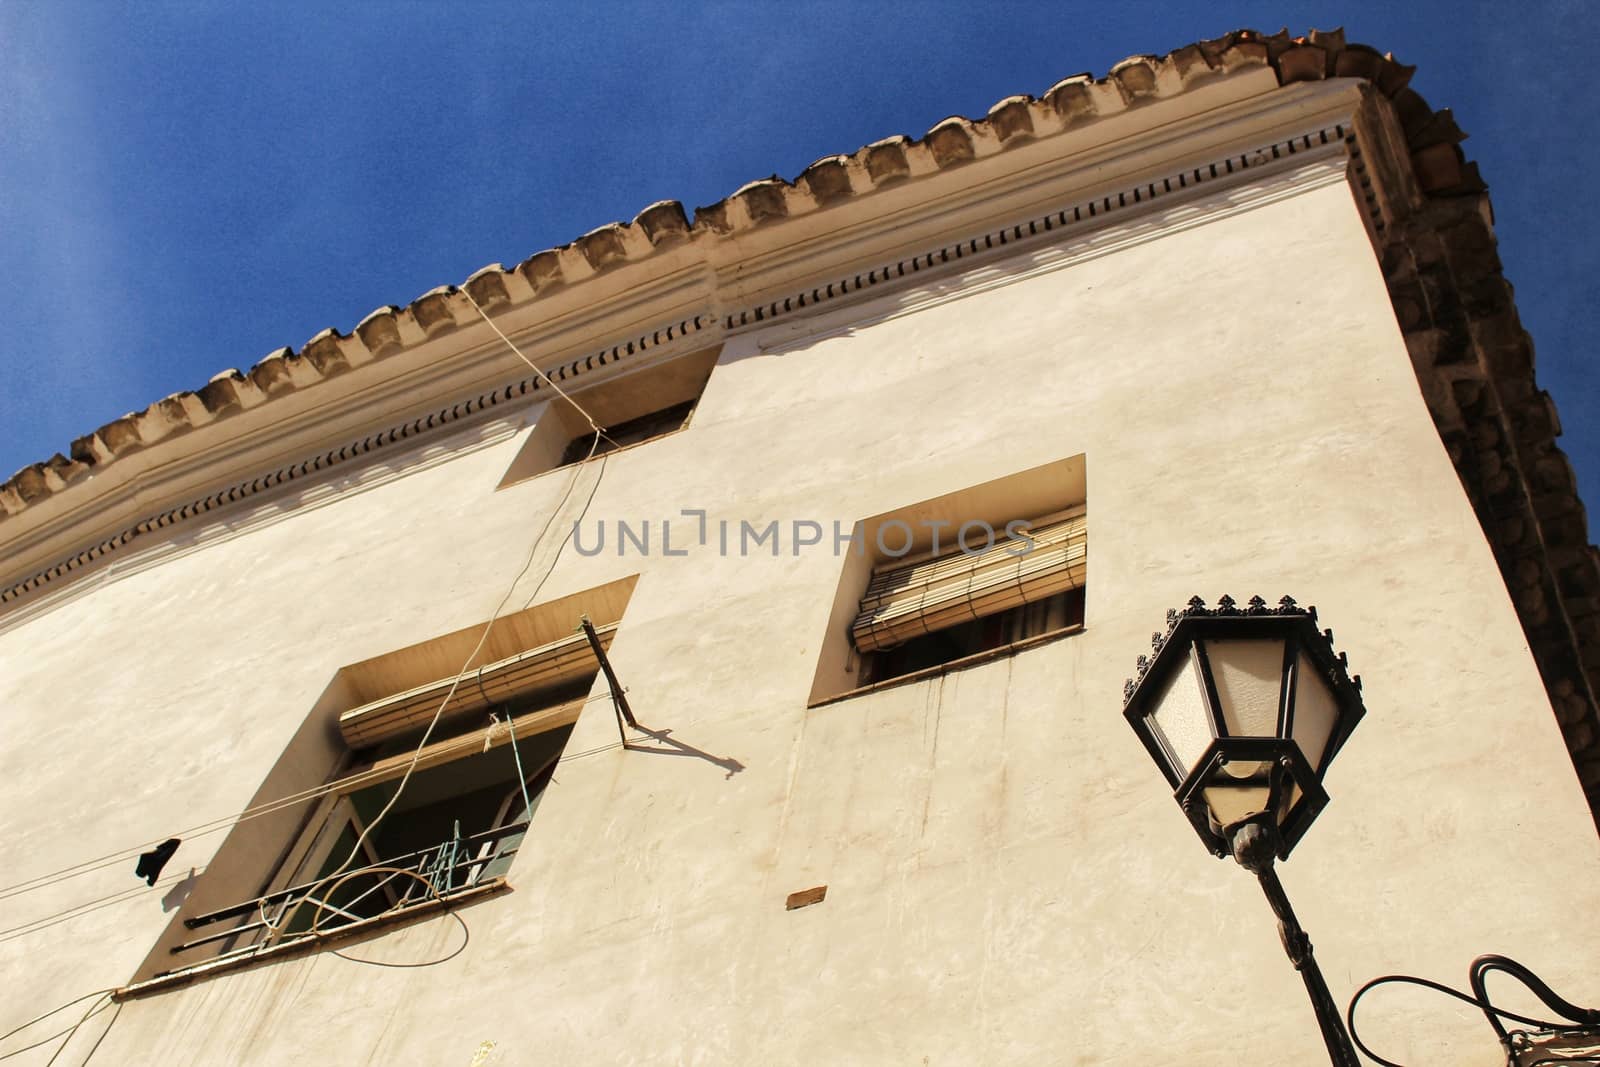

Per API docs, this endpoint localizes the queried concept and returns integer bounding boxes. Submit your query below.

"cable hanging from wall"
[1347,954,1600,1066]
[0,278,626,1063]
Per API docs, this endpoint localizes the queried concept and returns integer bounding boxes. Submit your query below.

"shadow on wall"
[625,722,745,780]
[160,869,197,913]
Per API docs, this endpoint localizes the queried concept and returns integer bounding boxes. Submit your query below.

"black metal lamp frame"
[1123,594,1364,860]
[1174,739,1327,860]
[1122,595,1366,1067]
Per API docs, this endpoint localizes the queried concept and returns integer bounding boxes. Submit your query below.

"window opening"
[558,399,697,467]
[158,613,637,981]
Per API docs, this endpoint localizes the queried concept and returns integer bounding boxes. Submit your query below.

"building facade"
[2,30,1597,1066]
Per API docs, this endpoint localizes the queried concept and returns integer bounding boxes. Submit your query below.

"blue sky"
[2,2,1596,519]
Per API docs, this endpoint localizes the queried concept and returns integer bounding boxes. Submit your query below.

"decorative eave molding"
[721,123,1351,336]
[2,28,1413,526]
[0,309,715,610]
[0,110,1353,615]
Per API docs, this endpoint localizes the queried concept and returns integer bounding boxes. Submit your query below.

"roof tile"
[576,223,631,271]
[923,117,978,168]
[158,391,212,430]
[1333,44,1388,81]
[1164,42,1217,84]
[9,464,58,503]
[689,199,733,235]
[1391,88,1438,141]
[45,451,90,485]
[1306,26,1346,55]
[1409,108,1468,150]
[1042,75,1096,126]
[95,414,146,455]
[463,264,514,309]
[69,431,112,466]
[799,156,854,204]
[1375,54,1417,97]
[195,369,260,418]
[516,249,565,295]
[355,307,405,357]
[1277,43,1328,83]
[302,328,356,376]
[247,349,303,396]
[399,291,461,341]
[632,200,690,245]
[861,136,912,186]
[1213,31,1272,73]
[985,96,1036,144]
[1109,55,1161,101]
[732,177,791,224]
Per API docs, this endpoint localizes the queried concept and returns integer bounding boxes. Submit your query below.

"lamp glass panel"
[1291,651,1341,773]
[1146,654,1213,778]
[1205,764,1293,831]
[1202,777,1272,826]
[1203,639,1286,740]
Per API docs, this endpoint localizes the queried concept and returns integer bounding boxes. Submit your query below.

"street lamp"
[1122,595,1367,1067]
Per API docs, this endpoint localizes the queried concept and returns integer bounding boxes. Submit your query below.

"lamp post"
[1122,595,1367,1067]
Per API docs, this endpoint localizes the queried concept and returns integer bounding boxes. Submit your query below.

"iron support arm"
[579,616,637,744]
[1230,818,1361,1067]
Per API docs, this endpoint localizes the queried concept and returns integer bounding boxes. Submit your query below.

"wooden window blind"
[850,508,1086,653]
[338,624,615,748]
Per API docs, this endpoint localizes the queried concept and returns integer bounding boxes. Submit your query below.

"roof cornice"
[2,29,1422,529]
[0,74,1357,602]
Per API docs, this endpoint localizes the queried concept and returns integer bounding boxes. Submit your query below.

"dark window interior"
[559,399,697,467]
[861,587,1085,686]
[288,715,575,933]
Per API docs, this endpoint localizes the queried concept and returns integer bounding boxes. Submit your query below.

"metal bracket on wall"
[579,615,637,745]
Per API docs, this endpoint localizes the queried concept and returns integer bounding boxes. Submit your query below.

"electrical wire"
[267,742,561,946]
[72,1002,120,1067]
[1,284,619,1057]
[458,288,603,435]
[260,444,606,941]
[0,300,621,909]
[330,909,470,970]
[1473,955,1600,1043]
[0,1010,113,1063]
[1348,971,1588,1067]
[0,869,195,945]
[0,990,118,1048]
[0,988,117,1064]
[503,712,535,820]
[42,993,113,1067]
[0,686,629,945]
[0,691,602,904]
[256,290,615,932]
[252,303,623,963]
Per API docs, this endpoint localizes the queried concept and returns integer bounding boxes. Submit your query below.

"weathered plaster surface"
[0,174,1591,1064]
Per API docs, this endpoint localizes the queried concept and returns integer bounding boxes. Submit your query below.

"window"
[498,346,719,488]
[557,399,697,467]
[853,508,1086,687]
[133,578,637,990]
[807,456,1087,705]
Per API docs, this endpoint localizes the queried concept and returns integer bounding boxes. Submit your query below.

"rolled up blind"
[339,624,615,747]
[851,509,1086,653]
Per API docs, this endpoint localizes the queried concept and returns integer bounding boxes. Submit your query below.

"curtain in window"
[338,624,614,747]
[851,508,1086,653]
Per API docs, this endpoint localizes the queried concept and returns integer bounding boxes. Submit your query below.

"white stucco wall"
[0,163,1593,1066]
